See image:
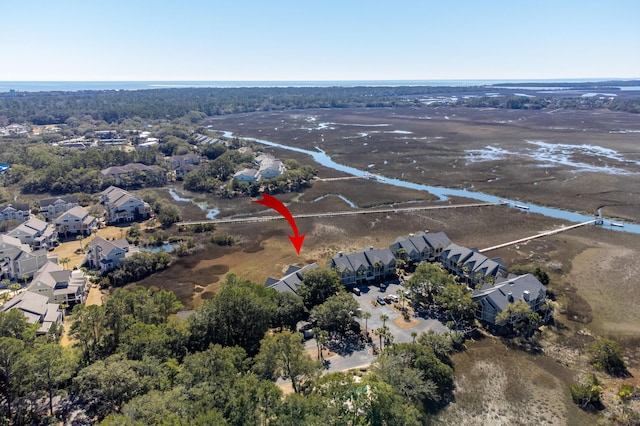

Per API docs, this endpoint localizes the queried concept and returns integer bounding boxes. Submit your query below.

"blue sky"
[3,0,639,81]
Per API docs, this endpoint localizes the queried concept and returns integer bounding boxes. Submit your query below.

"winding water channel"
[221,131,640,235]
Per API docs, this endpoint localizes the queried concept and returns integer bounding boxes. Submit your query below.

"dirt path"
[49,225,132,270]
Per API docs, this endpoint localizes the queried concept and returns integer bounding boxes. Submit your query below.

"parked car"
[352,287,361,295]
[376,296,386,305]
[387,294,399,303]
[379,283,388,292]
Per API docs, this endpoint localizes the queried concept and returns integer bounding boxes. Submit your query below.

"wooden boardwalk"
[479,220,597,253]
[177,202,498,226]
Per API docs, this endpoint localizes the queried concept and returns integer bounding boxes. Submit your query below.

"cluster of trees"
[183,151,318,197]
[100,251,172,288]
[404,262,477,329]
[0,86,492,125]
[2,83,639,127]
[0,272,456,424]
[0,142,160,195]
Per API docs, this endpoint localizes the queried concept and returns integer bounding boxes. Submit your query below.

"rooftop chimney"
[523,290,530,301]
[338,251,343,257]
[507,291,513,302]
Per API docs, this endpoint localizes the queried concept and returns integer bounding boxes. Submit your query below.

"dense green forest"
[1,84,639,125]
[0,271,464,425]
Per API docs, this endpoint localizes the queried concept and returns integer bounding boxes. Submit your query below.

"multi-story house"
[327,247,397,287]
[6,217,58,250]
[26,261,88,306]
[0,203,31,225]
[100,163,167,186]
[0,234,49,281]
[85,236,138,273]
[472,274,547,325]
[1,291,62,335]
[38,195,78,221]
[55,206,99,237]
[101,186,151,224]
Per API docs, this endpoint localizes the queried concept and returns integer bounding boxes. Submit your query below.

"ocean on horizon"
[0,79,610,93]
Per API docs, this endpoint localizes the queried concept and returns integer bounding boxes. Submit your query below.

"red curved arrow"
[252,194,305,254]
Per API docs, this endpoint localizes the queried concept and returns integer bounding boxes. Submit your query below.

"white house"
[27,261,88,306]
[0,234,49,281]
[38,196,79,221]
[6,217,58,250]
[1,291,62,335]
[233,168,259,183]
[55,206,99,237]
[85,236,138,273]
[101,186,151,224]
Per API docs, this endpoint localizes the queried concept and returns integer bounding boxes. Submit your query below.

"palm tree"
[397,289,406,311]
[21,274,29,287]
[77,235,84,253]
[361,311,371,334]
[380,314,389,328]
[411,331,418,343]
[8,283,21,297]
[59,257,70,270]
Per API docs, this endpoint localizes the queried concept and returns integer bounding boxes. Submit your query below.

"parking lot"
[352,281,449,345]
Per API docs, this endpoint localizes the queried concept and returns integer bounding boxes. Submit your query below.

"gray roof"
[266,263,318,295]
[442,243,474,264]
[422,231,452,250]
[472,273,546,311]
[363,247,396,266]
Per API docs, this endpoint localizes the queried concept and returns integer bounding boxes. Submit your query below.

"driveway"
[352,281,448,345]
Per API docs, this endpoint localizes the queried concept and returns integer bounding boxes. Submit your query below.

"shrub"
[587,338,627,375]
[569,374,603,409]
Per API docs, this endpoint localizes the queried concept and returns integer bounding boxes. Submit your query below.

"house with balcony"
[327,247,396,287]
[0,235,49,281]
[55,206,99,237]
[6,217,58,250]
[0,203,31,225]
[101,186,151,224]
[472,274,547,325]
[85,236,138,273]
[389,231,452,263]
[38,195,78,221]
[1,291,62,335]
[27,261,88,306]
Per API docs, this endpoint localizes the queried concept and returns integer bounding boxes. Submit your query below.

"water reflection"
[220,131,639,234]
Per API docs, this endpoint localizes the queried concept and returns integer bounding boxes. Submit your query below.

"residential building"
[6,217,58,249]
[233,168,259,183]
[327,247,396,286]
[100,163,167,186]
[166,153,202,169]
[1,291,62,335]
[101,186,151,224]
[39,195,79,221]
[85,236,138,273]
[0,203,31,224]
[27,261,88,306]
[389,231,452,263]
[265,263,319,295]
[259,158,285,179]
[55,206,99,237]
[472,274,547,325]
[0,234,49,280]
[440,243,506,284]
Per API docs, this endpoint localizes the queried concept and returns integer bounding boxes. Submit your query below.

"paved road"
[311,281,448,374]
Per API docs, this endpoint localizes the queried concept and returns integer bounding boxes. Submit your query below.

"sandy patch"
[392,315,420,329]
